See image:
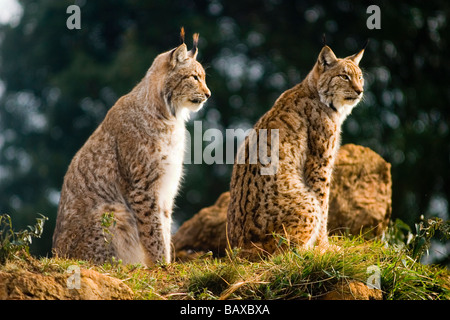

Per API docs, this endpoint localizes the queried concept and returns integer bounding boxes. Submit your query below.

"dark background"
[0,0,449,264]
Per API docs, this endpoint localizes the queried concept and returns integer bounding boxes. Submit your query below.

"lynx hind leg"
[53,207,114,264]
[96,203,148,266]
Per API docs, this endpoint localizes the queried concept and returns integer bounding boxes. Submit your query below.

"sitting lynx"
[227,45,365,257]
[53,30,211,266]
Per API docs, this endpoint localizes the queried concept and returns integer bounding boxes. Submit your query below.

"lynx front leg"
[304,154,335,248]
[143,206,172,264]
[128,188,172,265]
[121,139,182,265]
[281,189,323,249]
[275,168,324,249]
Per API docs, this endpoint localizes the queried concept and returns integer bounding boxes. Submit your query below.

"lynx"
[52,30,211,266]
[227,45,365,257]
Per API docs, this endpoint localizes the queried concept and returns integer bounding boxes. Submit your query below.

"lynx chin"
[53,30,211,266]
[227,44,365,258]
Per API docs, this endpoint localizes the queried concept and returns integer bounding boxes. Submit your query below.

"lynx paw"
[317,243,342,254]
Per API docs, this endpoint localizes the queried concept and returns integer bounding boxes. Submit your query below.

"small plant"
[384,217,450,262]
[0,213,48,264]
[383,218,414,248]
[409,217,450,260]
[100,211,116,245]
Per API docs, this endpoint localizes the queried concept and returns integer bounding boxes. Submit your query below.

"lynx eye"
[192,75,199,81]
[339,74,350,81]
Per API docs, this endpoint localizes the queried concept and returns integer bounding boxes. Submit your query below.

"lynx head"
[154,29,211,119]
[312,45,365,117]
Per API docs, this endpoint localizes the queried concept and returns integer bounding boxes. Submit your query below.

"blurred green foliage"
[0,0,449,263]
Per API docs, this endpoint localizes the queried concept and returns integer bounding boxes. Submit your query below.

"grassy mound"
[1,214,449,300]
[1,236,448,300]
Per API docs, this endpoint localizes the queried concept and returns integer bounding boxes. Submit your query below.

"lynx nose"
[353,83,363,96]
[204,89,211,99]
[355,88,363,96]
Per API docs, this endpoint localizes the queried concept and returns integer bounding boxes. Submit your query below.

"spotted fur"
[53,33,211,266]
[227,45,364,258]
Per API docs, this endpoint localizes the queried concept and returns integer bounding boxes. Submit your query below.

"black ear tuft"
[190,33,199,59]
[362,39,369,50]
[192,33,199,52]
[180,27,185,44]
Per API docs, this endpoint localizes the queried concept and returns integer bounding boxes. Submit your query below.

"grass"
[1,235,449,300]
[1,214,449,299]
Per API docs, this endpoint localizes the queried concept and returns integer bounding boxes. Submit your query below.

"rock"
[328,144,392,237]
[173,192,230,261]
[322,280,383,300]
[0,268,133,300]
[173,144,392,259]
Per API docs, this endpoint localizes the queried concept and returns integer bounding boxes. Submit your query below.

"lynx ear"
[346,48,365,65]
[346,40,368,65]
[318,46,337,70]
[170,43,189,67]
[189,33,199,59]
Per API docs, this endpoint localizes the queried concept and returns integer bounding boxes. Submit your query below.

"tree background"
[0,0,449,264]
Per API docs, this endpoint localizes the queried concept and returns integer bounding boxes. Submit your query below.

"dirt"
[0,268,133,300]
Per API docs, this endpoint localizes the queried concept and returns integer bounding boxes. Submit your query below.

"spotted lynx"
[227,45,365,257]
[53,31,211,266]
